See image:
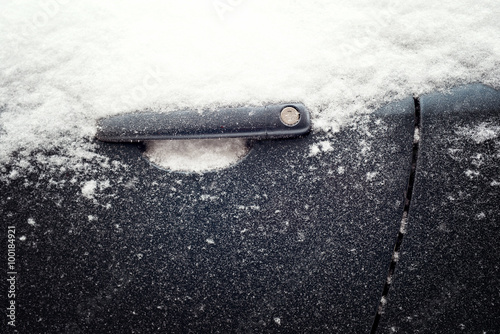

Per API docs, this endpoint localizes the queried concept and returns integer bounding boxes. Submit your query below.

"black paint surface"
[379,84,500,333]
[1,99,414,333]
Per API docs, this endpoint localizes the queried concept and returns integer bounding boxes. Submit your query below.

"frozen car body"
[1,84,499,333]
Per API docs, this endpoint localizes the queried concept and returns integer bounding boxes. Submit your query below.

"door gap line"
[370,97,421,334]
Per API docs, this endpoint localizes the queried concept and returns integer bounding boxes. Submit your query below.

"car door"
[1,84,499,333]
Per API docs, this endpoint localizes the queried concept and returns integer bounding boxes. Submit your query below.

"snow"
[392,252,400,262]
[465,169,480,179]
[366,171,378,181]
[200,194,220,201]
[399,212,408,234]
[309,140,335,156]
[1,0,500,175]
[81,180,97,199]
[144,138,249,173]
[413,128,421,144]
[457,123,500,144]
[309,144,321,156]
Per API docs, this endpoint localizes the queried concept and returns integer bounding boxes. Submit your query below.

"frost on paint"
[1,0,500,176]
[456,123,500,144]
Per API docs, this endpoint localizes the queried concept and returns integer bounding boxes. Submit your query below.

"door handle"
[96,104,310,142]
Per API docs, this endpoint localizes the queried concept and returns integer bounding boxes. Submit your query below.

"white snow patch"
[27,218,36,226]
[81,180,97,199]
[206,238,215,245]
[399,214,408,235]
[1,0,500,175]
[366,171,378,181]
[310,140,334,156]
[465,169,480,179]
[413,127,420,144]
[144,139,249,173]
[8,170,19,180]
[19,235,26,241]
[319,140,333,152]
[393,252,400,262]
[457,123,500,144]
[200,194,219,201]
[237,205,260,211]
[309,144,321,156]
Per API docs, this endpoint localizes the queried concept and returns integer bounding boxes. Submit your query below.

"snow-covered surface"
[1,0,500,176]
[144,138,249,173]
[81,180,97,199]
